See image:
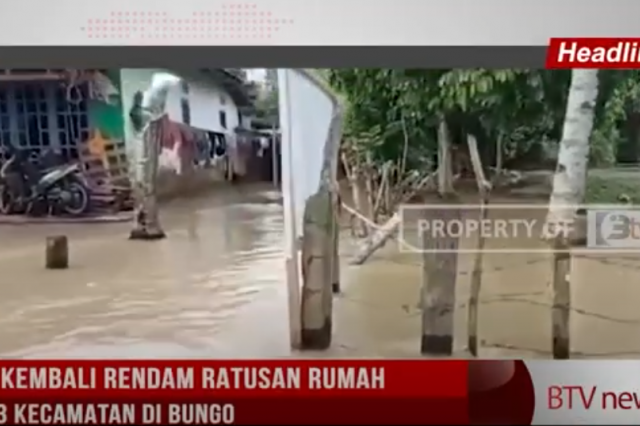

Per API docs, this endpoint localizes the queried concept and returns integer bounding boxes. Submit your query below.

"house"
[119,68,258,195]
[0,68,258,200]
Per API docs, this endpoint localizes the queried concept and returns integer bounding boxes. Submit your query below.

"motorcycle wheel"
[60,176,91,216]
[0,185,20,215]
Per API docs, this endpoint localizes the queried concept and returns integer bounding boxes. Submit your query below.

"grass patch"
[585,174,640,204]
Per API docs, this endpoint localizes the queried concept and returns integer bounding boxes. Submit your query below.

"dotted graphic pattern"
[81,3,293,41]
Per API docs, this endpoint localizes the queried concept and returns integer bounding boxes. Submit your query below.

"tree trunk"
[341,153,373,238]
[465,135,490,357]
[129,73,181,241]
[350,164,373,237]
[437,119,454,194]
[495,135,503,175]
[546,69,599,360]
[350,213,401,265]
[349,172,436,265]
[634,113,640,163]
[373,163,390,220]
[331,207,341,294]
[363,157,376,222]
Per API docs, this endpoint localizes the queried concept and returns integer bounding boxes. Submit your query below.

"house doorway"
[232,129,280,184]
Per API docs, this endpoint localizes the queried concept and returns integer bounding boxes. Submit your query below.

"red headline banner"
[0,398,464,425]
[0,360,468,425]
[0,359,537,424]
[0,360,464,398]
[547,38,640,69]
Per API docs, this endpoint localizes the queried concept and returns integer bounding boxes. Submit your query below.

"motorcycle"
[0,146,91,217]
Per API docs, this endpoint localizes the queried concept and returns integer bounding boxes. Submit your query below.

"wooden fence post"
[421,203,461,356]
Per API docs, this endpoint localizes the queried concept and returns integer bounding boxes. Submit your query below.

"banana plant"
[128,72,181,240]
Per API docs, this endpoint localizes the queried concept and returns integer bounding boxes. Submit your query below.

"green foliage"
[253,69,280,125]
[254,89,279,122]
[327,69,640,171]
[590,71,640,166]
[585,173,640,204]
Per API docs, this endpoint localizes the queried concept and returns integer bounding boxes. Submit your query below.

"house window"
[237,111,242,127]
[0,81,90,162]
[181,98,191,124]
[220,94,226,105]
[219,111,227,129]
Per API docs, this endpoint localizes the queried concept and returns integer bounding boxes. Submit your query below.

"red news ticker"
[0,399,462,425]
[0,360,538,424]
[0,360,463,397]
[0,360,468,425]
[546,38,640,69]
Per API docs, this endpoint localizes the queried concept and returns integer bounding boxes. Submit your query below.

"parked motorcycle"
[0,145,91,217]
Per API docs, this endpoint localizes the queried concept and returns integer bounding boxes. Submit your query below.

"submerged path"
[1,187,640,359]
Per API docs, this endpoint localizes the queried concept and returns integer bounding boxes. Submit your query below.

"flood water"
[2,184,640,359]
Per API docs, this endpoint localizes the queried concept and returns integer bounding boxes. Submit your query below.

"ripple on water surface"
[0,193,288,358]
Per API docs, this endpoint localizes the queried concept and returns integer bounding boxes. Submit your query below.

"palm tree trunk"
[546,69,599,359]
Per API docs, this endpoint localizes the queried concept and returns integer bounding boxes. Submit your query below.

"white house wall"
[119,68,245,172]
[278,69,334,282]
[188,77,240,133]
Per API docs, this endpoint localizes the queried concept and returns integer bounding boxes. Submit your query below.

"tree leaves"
[327,69,640,170]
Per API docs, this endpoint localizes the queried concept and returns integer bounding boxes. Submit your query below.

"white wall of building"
[120,68,242,140]
[119,68,250,173]
[186,76,240,133]
[278,69,335,289]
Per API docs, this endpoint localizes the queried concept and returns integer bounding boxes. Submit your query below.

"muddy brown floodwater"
[1,184,640,359]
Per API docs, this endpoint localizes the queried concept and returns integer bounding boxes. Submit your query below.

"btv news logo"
[549,385,640,410]
[548,386,597,409]
[587,207,640,251]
